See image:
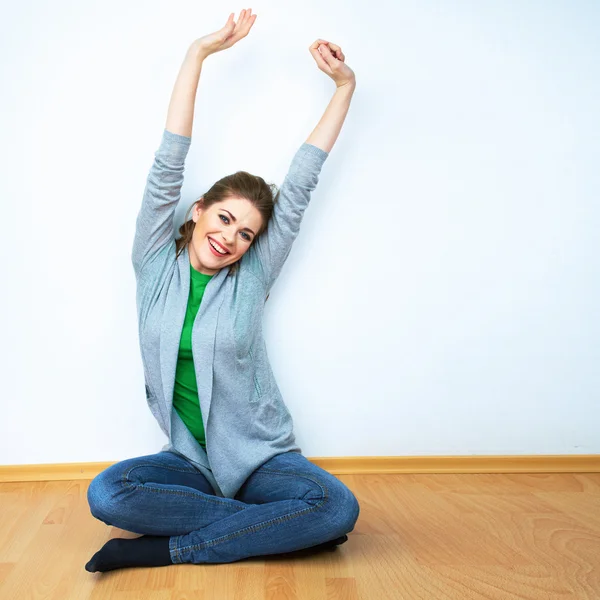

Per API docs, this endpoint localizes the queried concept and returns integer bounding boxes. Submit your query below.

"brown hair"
[175,171,279,276]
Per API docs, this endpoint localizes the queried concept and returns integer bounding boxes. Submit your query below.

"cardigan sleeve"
[131,129,192,276]
[249,142,329,291]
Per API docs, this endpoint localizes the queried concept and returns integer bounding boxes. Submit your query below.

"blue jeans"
[87,450,360,564]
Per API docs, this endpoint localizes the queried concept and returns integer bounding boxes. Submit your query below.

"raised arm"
[164,45,207,138]
[131,11,257,276]
[305,82,355,153]
[305,40,356,153]
[130,48,199,276]
[249,40,356,291]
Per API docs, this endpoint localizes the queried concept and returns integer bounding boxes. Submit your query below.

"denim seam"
[120,464,233,508]
[124,464,198,478]
[172,469,330,563]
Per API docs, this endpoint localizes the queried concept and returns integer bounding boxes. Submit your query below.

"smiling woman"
[87,7,358,574]
[188,195,264,275]
[175,171,279,277]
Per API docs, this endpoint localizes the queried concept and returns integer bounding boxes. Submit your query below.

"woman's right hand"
[191,9,257,59]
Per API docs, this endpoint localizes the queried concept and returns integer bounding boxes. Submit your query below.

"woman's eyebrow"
[222,209,256,236]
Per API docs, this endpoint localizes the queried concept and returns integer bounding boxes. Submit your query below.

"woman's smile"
[208,236,231,256]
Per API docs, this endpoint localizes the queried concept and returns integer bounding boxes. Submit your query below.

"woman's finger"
[310,39,344,62]
[329,44,345,61]
[244,13,257,35]
[309,39,330,51]
[222,8,256,47]
[309,46,332,73]
[235,8,256,38]
[318,43,339,68]
[229,9,244,38]
[239,9,255,28]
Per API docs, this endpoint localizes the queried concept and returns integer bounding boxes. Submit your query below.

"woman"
[86,9,359,571]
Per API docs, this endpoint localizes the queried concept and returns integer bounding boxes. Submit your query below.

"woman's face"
[189,196,264,275]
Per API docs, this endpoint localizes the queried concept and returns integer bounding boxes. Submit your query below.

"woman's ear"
[192,197,205,222]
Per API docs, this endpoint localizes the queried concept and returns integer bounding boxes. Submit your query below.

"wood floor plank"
[534,491,600,531]
[352,534,448,600]
[425,564,571,600]
[170,590,206,600]
[0,562,15,586]
[0,520,66,599]
[324,576,360,600]
[55,489,113,600]
[1,473,599,600]
[0,485,61,563]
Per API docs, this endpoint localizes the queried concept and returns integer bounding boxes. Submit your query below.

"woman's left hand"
[191,9,257,59]
[309,40,355,89]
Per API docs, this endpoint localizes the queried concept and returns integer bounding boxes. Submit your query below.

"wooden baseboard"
[1,455,598,483]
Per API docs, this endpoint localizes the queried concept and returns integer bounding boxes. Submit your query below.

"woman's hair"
[175,171,279,276]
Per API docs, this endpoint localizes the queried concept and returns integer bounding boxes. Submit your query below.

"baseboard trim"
[1,454,598,483]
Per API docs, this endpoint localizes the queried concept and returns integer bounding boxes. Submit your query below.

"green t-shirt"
[173,262,214,448]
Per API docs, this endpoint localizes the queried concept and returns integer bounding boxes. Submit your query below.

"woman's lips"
[208,237,230,256]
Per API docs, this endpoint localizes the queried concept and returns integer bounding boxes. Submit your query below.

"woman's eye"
[221,215,251,242]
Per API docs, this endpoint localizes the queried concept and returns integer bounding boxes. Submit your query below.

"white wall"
[1,0,598,465]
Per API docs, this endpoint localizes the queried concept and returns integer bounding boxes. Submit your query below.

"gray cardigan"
[132,129,328,498]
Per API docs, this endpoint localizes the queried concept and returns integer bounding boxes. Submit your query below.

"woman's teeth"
[209,238,228,255]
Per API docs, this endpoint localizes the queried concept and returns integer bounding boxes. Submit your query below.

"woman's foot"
[85,535,171,573]
[85,533,349,571]
[266,534,349,559]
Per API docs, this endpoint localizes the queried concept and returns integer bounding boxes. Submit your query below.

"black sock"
[268,534,349,559]
[85,535,172,573]
[312,534,348,552]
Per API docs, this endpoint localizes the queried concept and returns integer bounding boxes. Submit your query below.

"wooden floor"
[0,472,599,599]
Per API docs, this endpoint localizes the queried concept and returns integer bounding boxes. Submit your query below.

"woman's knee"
[320,476,361,537]
[335,484,361,534]
[87,466,121,524]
